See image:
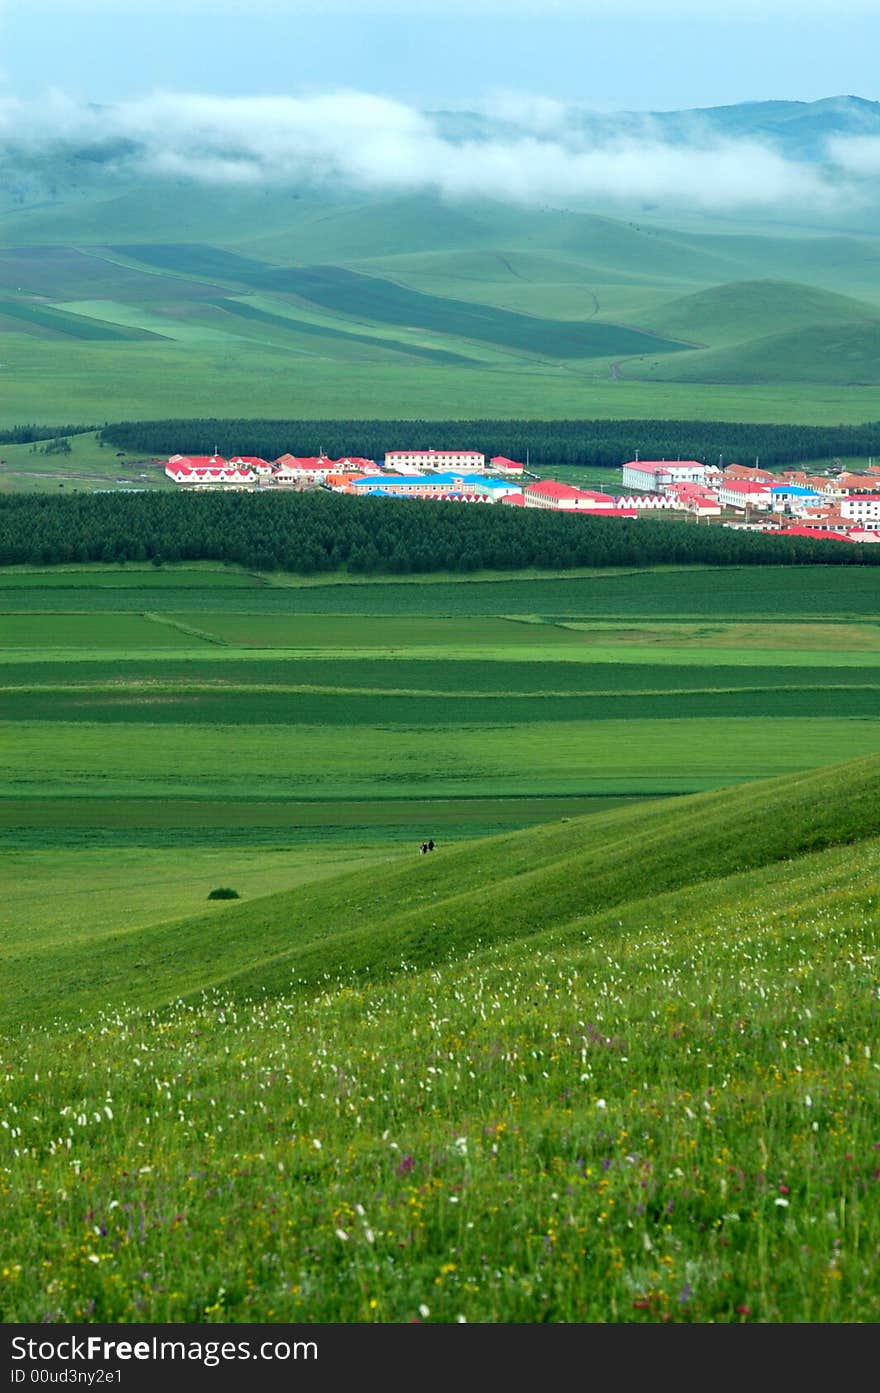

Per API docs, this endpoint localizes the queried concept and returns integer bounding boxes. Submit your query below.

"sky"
[1,0,878,111]
[2,0,880,216]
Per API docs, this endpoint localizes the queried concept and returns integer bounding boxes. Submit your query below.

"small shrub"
[207,887,240,900]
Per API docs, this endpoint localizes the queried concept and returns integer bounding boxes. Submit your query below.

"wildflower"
[774,1198,789,1208]
[335,1229,349,1242]
[596,1099,607,1110]
[419,1304,430,1318]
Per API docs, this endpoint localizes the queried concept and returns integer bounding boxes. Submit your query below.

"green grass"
[4,329,880,428]
[0,246,234,303]
[229,263,690,360]
[1,758,879,1322]
[0,794,641,853]
[635,320,880,386]
[0,298,165,341]
[0,562,265,588]
[5,715,880,803]
[0,432,173,494]
[2,554,879,1323]
[627,279,880,348]
[2,565,878,618]
[0,614,217,648]
[2,190,880,424]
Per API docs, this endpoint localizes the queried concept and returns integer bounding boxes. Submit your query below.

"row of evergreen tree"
[1,490,876,573]
[0,424,97,447]
[97,416,880,469]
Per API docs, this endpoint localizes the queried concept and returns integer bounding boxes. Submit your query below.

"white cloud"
[0,88,867,213]
[825,134,880,175]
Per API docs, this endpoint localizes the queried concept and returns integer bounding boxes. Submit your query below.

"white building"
[716,479,773,512]
[840,494,880,525]
[621,460,708,492]
[383,449,485,472]
[165,455,256,487]
[524,481,625,512]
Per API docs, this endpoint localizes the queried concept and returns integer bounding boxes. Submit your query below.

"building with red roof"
[525,481,640,515]
[716,479,772,511]
[775,526,856,543]
[840,494,880,524]
[165,455,256,486]
[723,463,776,484]
[621,460,707,491]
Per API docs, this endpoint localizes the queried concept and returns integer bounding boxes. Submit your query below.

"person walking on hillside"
[420,842,428,855]
[427,839,435,852]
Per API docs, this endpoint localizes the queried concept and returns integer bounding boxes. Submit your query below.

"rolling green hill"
[1,183,880,424]
[2,754,880,1322]
[631,319,880,385]
[6,754,879,1029]
[628,279,880,348]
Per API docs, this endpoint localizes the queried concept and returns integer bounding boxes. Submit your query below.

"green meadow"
[2,563,880,1323]
[2,558,879,901]
[1,755,879,1322]
[2,188,880,428]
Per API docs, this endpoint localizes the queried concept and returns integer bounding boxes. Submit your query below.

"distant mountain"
[432,95,880,163]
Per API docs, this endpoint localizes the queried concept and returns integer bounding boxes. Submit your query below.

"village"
[163,447,880,543]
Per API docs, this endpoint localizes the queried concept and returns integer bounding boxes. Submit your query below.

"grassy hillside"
[2,755,879,1322]
[633,320,880,385]
[4,753,879,1030]
[1,184,880,424]
[628,279,880,348]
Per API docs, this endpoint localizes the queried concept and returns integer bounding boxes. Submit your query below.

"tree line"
[0,424,97,447]
[1,490,876,573]
[97,416,880,469]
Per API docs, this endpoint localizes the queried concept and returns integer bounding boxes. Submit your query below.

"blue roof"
[353,471,494,488]
[770,484,822,495]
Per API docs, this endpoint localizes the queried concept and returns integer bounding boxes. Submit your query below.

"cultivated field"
[2,562,879,1324]
[2,560,879,934]
[2,188,880,427]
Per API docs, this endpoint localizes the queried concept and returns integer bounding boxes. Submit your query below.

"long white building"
[384,448,485,472]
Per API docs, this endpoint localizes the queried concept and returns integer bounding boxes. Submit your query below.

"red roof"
[501,493,525,505]
[490,456,524,469]
[665,482,713,496]
[526,481,582,499]
[624,460,703,471]
[724,464,775,482]
[721,480,772,494]
[168,454,228,467]
[776,527,855,542]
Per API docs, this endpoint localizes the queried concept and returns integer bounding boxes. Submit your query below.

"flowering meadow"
[2,811,878,1324]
